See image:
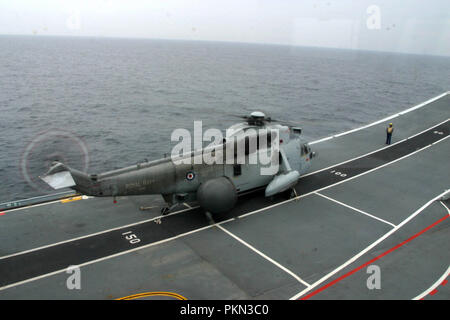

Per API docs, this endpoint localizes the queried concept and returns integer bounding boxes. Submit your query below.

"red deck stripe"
[429,289,438,296]
[300,214,449,300]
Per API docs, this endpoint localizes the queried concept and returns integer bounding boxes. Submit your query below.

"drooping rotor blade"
[228,111,302,128]
[269,118,302,127]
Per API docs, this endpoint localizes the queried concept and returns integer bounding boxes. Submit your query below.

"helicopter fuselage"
[41,120,315,215]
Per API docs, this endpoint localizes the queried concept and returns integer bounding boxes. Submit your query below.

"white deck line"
[240,134,450,220]
[1,195,94,214]
[412,266,450,300]
[0,218,311,292]
[302,118,450,178]
[216,224,311,288]
[309,92,448,145]
[0,191,74,204]
[0,93,448,293]
[1,199,63,212]
[0,222,224,291]
[315,192,396,228]
[440,201,450,215]
[183,202,192,209]
[0,205,199,261]
[3,93,447,215]
[289,190,450,300]
[1,136,448,292]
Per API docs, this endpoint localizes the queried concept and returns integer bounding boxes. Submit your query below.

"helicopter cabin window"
[301,144,308,156]
[233,164,242,176]
[229,131,274,158]
[258,132,272,149]
[244,132,273,154]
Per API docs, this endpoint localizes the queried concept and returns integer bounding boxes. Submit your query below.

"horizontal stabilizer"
[40,171,76,189]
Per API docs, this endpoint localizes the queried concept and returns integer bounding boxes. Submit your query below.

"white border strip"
[3,129,449,263]
[1,195,93,214]
[412,266,450,300]
[302,118,450,178]
[289,189,450,300]
[216,224,311,288]
[4,93,448,214]
[242,134,450,221]
[0,205,199,261]
[1,136,448,292]
[0,221,222,291]
[440,201,450,215]
[0,191,74,205]
[412,201,450,300]
[315,192,396,228]
[309,92,449,145]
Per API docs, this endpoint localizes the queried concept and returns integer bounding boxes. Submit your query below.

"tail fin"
[40,161,91,192]
[40,162,76,189]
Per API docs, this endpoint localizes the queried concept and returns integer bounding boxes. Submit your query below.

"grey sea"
[1,35,450,203]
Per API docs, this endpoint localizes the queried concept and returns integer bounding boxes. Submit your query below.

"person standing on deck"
[386,123,394,145]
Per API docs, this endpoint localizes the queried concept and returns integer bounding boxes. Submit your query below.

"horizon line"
[1,32,450,58]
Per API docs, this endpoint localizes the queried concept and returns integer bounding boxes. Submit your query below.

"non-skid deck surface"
[0,93,449,299]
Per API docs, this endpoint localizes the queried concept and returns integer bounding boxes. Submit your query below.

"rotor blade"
[228,114,251,120]
[270,118,302,127]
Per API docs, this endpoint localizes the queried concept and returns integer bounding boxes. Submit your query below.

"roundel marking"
[186,171,196,181]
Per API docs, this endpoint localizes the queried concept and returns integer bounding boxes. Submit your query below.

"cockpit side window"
[301,144,308,156]
[256,132,272,150]
[225,131,274,159]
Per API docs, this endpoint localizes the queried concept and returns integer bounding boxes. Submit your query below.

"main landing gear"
[139,204,176,215]
[289,187,299,200]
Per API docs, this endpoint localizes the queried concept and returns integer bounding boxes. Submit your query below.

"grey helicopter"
[40,111,316,219]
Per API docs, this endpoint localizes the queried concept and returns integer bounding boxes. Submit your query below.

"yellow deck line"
[60,196,83,204]
[116,291,187,300]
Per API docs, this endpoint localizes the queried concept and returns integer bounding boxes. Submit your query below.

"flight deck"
[0,92,449,300]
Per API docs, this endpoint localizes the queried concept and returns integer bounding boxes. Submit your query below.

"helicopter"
[40,111,316,220]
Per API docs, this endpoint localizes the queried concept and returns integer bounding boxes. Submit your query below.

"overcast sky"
[1,0,449,56]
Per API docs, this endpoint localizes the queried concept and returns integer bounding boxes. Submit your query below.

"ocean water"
[1,35,450,203]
